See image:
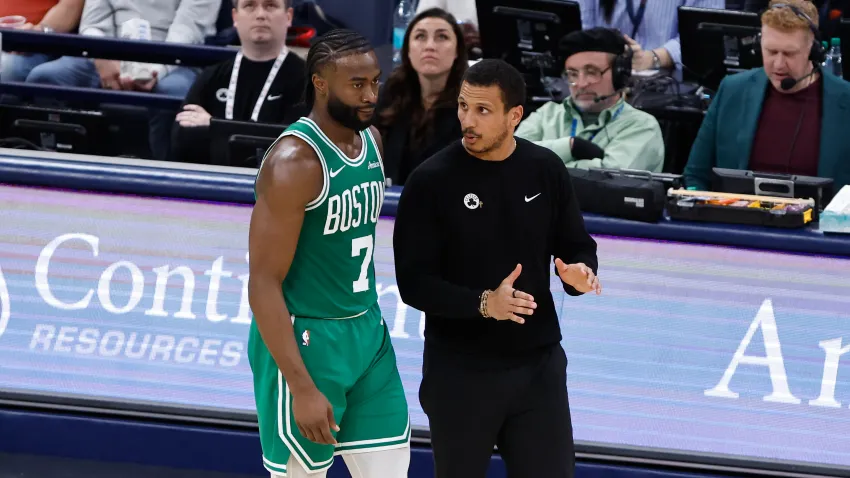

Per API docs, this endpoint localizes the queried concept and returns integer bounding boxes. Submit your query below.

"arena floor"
[0,453,260,478]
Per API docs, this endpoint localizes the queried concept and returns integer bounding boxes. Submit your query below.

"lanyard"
[570,103,625,140]
[625,0,648,40]
[225,47,289,122]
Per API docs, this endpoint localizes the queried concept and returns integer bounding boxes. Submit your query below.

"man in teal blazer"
[684,0,850,193]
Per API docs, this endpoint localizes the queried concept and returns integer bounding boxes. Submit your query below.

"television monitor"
[679,7,762,91]
[209,118,286,168]
[0,104,109,156]
[476,0,582,102]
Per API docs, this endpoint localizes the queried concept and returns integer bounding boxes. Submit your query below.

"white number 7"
[351,235,373,293]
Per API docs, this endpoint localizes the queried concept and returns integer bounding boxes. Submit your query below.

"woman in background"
[415,0,480,53]
[376,8,467,186]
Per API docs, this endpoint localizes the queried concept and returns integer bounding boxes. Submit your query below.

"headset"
[756,3,826,65]
[559,29,634,92]
[611,42,634,91]
[587,34,634,104]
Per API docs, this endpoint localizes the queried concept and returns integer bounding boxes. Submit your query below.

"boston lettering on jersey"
[259,118,386,320]
[323,180,384,236]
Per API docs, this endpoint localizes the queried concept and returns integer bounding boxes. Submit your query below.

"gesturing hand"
[555,259,601,295]
[292,386,339,445]
[485,264,537,324]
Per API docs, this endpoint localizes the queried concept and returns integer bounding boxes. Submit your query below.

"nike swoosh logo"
[525,193,541,202]
[267,94,281,101]
[329,166,345,178]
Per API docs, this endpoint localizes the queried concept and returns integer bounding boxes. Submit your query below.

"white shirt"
[415,0,478,27]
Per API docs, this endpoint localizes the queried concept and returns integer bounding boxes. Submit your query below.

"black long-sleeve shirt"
[393,138,598,357]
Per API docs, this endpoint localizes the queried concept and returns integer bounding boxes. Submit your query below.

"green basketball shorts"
[248,302,411,476]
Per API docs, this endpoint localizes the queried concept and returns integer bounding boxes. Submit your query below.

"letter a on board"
[704,299,801,404]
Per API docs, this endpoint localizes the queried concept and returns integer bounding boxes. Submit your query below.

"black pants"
[420,344,575,478]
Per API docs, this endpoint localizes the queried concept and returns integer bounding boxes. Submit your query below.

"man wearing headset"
[516,27,665,173]
[685,0,850,191]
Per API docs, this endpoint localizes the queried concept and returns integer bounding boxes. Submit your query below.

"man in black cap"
[516,27,665,173]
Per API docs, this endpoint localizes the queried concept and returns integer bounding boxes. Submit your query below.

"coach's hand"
[293,387,339,445]
[486,264,537,324]
[555,259,601,295]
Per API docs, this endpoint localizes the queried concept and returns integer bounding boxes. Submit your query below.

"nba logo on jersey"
[302,330,310,346]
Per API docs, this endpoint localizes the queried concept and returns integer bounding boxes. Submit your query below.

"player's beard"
[463,123,510,155]
[327,92,374,132]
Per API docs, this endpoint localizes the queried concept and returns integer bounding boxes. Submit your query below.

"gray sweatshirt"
[80,0,221,77]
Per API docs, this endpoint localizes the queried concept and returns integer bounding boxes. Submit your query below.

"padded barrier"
[1,150,848,257]
[0,153,255,204]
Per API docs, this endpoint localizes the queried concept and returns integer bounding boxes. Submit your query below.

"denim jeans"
[25,56,197,161]
[1,52,54,82]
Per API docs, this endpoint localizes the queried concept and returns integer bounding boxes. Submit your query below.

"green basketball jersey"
[259,117,385,320]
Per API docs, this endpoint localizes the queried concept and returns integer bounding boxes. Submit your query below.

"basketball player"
[247,29,411,478]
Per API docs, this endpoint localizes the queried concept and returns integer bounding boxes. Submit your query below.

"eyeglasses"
[563,66,611,86]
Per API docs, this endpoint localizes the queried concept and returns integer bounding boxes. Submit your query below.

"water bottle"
[822,41,834,73]
[392,0,415,67]
[831,38,843,79]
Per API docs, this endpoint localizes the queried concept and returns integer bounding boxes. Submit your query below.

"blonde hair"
[761,0,819,32]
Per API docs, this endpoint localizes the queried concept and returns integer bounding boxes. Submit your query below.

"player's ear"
[312,73,328,98]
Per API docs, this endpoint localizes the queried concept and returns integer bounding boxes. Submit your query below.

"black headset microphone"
[779,67,819,91]
[588,38,634,104]
[593,88,628,103]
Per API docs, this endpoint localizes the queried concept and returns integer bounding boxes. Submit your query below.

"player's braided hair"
[303,29,374,108]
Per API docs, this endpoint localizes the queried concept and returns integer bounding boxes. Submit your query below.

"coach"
[393,59,601,478]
